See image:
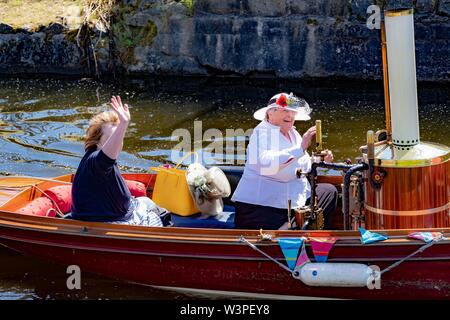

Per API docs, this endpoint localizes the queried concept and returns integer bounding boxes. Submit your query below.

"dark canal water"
[0,77,449,299]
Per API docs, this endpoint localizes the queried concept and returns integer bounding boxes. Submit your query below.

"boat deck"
[0,187,21,206]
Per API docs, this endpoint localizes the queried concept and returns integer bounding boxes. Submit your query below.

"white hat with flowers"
[253,92,312,121]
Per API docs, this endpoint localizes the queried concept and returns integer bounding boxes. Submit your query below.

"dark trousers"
[235,183,338,230]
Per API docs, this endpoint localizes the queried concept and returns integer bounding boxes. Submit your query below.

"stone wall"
[0,22,111,76]
[0,0,449,81]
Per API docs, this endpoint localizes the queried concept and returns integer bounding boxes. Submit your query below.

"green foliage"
[141,20,158,46]
[112,19,158,64]
[9,0,23,6]
[179,0,195,16]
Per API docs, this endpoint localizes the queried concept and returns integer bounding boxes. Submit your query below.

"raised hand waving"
[110,95,130,124]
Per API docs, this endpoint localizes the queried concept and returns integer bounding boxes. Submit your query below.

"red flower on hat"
[276,94,288,107]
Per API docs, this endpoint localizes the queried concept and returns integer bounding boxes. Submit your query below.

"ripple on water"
[20,99,41,105]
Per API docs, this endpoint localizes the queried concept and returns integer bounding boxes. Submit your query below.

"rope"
[240,236,292,273]
[380,236,444,275]
[241,235,445,279]
[33,185,65,218]
[175,151,199,169]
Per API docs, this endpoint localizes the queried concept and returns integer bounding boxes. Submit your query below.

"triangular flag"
[408,232,443,243]
[295,239,310,269]
[359,227,388,244]
[278,238,303,270]
[310,237,337,262]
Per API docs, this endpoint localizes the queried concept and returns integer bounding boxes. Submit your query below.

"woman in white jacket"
[231,93,337,230]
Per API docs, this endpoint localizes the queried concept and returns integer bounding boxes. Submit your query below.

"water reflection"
[1,78,449,177]
[0,247,191,300]
[0,77,448,299]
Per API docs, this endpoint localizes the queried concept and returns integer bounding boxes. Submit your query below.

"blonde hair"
[84,111,119,151]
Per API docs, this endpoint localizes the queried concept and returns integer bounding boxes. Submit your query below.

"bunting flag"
[408,232,443,243]
[310,237,337,262]
[359,227,388,244]
[295,239,310,269]
[278,238,303,270]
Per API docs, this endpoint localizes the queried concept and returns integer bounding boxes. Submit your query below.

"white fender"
[293,263,377,287]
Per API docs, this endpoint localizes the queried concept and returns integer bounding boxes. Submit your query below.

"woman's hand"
[111,95,130,125]
[301,126,316,151]
[101,96,130,160]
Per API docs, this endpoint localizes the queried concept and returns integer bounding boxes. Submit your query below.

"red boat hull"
[0,218,449,299]
[0,174,448,299]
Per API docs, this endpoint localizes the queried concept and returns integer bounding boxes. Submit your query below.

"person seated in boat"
[71,96,164,226]
[231,92,338,230]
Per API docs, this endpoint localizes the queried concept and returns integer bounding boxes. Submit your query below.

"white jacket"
[232,120,311,209]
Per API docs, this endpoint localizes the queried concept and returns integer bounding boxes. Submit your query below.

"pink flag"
[295,239,310,268]
[408,232,443,243]
[310,237,337,262]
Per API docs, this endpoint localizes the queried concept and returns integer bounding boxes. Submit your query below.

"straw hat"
[253,92,312,121]
[186,163,231,216]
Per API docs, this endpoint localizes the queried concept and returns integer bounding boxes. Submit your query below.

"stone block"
[194,0,242,15]
[164,2,188,16]
[125,12,155,27]
[415,0,436,14]
[0,23,14,34]
[348,0,376,21]
[246,0,287,17]
[290,0,349,17]
[438,0,450,16]
[42,23,66,34]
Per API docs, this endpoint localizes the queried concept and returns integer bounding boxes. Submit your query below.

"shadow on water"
[0,76,449,299]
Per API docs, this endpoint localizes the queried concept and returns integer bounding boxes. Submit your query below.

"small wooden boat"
[0,170,449,300]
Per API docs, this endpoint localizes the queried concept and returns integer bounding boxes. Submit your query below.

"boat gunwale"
[1,232,450,263]
[0,209,449,247]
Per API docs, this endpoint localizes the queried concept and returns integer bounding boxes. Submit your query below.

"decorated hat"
[253,92,311,121]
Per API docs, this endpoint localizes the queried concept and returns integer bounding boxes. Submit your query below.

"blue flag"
[359,227,388,244]
[278,238,303,270]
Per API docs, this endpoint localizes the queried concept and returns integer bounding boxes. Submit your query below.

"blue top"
[71,149,132,222]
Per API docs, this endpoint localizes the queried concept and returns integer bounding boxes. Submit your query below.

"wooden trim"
[365,202,450,216]
[385,8,414,17]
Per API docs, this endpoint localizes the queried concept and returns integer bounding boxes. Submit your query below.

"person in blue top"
[71,96,164,226]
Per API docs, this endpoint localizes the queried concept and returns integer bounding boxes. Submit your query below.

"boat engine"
[362,8,450,229]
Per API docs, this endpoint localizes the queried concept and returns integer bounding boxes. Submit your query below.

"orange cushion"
[17,197,56,217]
[44,185,72,214]
[126,180,147,197]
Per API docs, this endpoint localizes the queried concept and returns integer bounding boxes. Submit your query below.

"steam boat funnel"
[363,8,450,230]
[385,8,419,148]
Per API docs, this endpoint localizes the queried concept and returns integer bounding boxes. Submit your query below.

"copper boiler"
[363,8,450,229]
